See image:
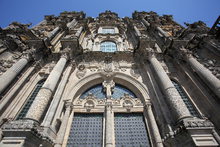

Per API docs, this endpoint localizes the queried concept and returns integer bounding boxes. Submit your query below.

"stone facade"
[0,10,220,147]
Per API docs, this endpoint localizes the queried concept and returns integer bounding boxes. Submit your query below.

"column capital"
[60,47,71,60]
[105,101,113,111]
[178,47,193,60]
[144,100,152,109]
[146,49,157,60]
[22,48,36,61]
[64,99,73,110]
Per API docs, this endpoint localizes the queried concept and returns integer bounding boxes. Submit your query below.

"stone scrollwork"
[75,93,106,108]
[182,119,214,128]
[76,64,87,79]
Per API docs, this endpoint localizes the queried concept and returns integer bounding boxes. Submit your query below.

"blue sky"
[0,0,219,28]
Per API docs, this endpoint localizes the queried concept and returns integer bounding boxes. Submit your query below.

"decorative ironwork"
[67,113,103,147]
[114,113,151,147]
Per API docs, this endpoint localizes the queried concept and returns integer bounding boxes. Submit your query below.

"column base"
[163,118,219,147]
[0,120,54,147]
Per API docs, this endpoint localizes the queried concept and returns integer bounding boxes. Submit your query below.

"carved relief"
[76,64,87,79]
[130,64,140,79]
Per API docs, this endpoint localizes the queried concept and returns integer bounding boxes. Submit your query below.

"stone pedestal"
[172,119,218,147]
[0,120,54,147]
[148,54,192,121]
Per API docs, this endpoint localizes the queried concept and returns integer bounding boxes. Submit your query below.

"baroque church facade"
[0,10,220,147]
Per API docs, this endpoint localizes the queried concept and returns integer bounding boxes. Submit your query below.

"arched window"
[80,84,105,99]
[17,80,45,120]
[100,41,117,52]
[102,28,115,34]
[112,84,136,98]
[172,80,199,117]
[80,84,136,99]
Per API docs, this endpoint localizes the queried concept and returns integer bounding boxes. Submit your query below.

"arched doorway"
[62,73,162,147]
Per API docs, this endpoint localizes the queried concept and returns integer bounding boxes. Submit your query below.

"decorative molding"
[130,64,140,79]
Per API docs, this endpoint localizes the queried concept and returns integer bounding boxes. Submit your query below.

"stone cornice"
[2,120,54,145]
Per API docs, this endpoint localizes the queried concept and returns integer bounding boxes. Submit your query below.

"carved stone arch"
[66,72,150,104]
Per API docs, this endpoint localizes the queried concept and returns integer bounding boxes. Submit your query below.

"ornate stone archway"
[61,71,163,147]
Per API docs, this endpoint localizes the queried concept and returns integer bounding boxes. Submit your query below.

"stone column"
[25,53,68,122]
[144,101,163,147]
[156,26,169,37]
[67,19,76,29]
[134,26,141,37]
[141,18,150,27]
[0,55,31,95]
[181,49,220,98]
[105,102,114,147]
[41,65,73,127]
[75,26,83,38]
[55,102,73,147]
[48,27,61,41]
[148,54,192,121]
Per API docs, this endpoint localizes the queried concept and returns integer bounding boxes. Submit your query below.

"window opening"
[17,80,45,119]
[172,80,199,117]
[100,41,117,52]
